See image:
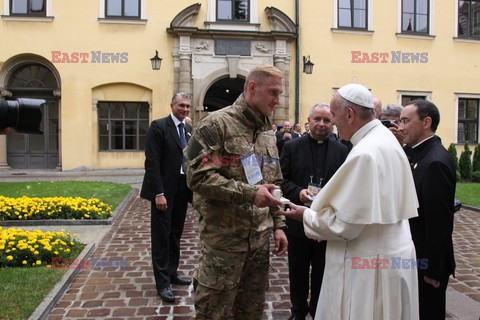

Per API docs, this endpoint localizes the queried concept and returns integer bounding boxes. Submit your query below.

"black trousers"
[418,271,450,320]
[287,234,326,318]
[150,175,189,290]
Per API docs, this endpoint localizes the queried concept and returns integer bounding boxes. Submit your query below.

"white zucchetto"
[338,83,374,109]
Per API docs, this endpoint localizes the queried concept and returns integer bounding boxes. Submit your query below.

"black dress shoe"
[158,287,175,302]
[170,276,192,286]
[288,316,306,320]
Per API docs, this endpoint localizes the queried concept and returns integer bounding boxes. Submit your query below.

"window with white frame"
[105,0,140,19]
[10,0,45,16]
[458,98,479,143]
[458,0,480,38]
[401,94,426,106]
[338,0,368,29]
[401,0,429,33]
[98,101,149,151]
[217,0,249,22]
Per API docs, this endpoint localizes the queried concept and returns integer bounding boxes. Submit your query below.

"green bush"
[472,171,480,183]
[447,143,459,173]
[459,143,472,180]
[473,144,480,172]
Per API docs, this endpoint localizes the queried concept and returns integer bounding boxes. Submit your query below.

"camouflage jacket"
[185,94,286,252]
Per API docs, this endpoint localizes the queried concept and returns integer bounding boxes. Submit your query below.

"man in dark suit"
[277,120,300,154]
[140,92,193,303]
[399,100,456,319]
[280,103,348,320]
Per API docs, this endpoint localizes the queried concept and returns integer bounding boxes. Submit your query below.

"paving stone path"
[46,194,480,319]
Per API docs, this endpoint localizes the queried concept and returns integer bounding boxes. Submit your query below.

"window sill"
[1,15,54,22]
[205,21,260,31]
[331,28,373,36]
[98,18,147,25]
[453,37,480,43]
[396,33,435,40]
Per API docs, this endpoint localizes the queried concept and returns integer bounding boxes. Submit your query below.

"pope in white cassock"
[283,83,420,320]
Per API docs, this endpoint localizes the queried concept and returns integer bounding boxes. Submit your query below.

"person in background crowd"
[294,123,302,135]
[399,100,456,320]
[374,96,382,118]
[379,104,403,122]
[277,120,300,154]
[185,116,193,127]
[303,122,310,136]
[280,103,348,320]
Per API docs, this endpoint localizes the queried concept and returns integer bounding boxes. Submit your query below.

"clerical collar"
[350,119,379,146]
[309,135,327,144]
[412,134,435,149]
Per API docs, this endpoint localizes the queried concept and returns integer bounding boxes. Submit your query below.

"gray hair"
[336,94,375,120]
[381,104,404,118]
[171,92,192,105]
[308,103,330,117]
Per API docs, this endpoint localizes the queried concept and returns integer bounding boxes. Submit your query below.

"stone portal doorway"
[203,77,245,112]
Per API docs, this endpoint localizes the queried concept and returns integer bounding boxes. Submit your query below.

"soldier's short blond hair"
[245,64,284,89]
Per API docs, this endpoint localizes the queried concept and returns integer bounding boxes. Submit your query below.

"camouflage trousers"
[192,241,270,320]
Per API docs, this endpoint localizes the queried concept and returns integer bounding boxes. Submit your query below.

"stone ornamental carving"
[254,44,270,53]
[195,42,210,50]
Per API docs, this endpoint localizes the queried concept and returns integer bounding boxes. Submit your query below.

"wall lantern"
[303,55,314,74]
[150,50,162,70]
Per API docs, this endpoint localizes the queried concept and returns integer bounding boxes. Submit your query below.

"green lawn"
[0,267,67,320]
[0,181,131,209]
[456,182,480,208]
[0,181,131,319]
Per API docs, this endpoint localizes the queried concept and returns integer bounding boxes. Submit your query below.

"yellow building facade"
[0,0,478,170]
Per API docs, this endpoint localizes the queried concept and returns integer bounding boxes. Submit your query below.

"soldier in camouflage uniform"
[185,64,288,320]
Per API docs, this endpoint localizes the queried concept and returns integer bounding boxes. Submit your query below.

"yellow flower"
[22,260,27,265]
[35,260,41,265]
[6,255,13,261]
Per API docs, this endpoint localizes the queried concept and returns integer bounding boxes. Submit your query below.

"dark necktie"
[178,123,187,173]
[178,123,187,149]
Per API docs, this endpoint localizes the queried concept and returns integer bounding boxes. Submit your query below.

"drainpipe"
[294,0,299,124]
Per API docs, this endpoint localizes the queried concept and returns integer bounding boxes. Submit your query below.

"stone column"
[178,35,192,95]
[273,39,290,122]
[0,135,9,169]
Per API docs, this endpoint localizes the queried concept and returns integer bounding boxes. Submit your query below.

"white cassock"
[303,120,419,320]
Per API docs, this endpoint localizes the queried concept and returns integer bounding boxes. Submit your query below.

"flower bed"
[0,196,112,221]
[0,226,84,268]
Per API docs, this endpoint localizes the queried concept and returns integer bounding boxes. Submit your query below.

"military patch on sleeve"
[186,137,203,160]
[199,126,218,148]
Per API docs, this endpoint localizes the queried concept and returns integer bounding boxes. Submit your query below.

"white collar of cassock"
[412,134,435,149]
[350,119,380,146]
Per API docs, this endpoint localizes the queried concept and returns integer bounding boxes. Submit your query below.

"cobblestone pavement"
[43,191,480,320]
[449,208,480,303]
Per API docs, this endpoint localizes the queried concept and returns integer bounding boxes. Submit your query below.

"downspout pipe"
[294,0,299,124]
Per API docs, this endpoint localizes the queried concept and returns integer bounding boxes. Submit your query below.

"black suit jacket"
[140,115,193,202]
[407,136,456,280]
[281,134,349,237]
[276,130,300,155]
